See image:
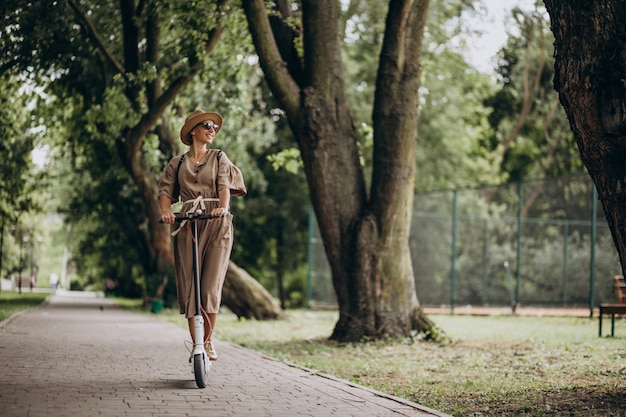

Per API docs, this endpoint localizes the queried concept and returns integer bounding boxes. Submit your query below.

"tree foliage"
[0,77,36,218]
[0,75,44,281]
[483,3,583,184]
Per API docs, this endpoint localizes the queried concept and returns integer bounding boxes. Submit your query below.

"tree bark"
[544,0,626,271]
[244,0,435,342]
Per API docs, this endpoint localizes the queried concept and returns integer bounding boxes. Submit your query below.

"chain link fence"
[307,174,621,313]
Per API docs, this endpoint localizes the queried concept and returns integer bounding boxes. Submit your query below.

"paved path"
[0,291,449,417]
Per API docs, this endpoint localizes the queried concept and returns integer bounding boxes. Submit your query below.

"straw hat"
[179,109,223,145]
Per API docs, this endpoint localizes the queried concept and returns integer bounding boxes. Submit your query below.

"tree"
[543,1,626,272]
[0,75,41,285]
[483,4,582,185]
[242,0,437,342]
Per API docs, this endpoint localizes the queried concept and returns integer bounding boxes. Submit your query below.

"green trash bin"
[151,299,164,313]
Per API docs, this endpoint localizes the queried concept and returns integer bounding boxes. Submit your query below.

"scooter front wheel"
[193,353,209,388]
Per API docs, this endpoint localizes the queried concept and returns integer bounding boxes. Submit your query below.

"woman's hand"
[159,195,175,224]
[161,209,176,224]
[210,207,229,217]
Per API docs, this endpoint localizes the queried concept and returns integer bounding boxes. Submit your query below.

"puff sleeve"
[217,152,246,197]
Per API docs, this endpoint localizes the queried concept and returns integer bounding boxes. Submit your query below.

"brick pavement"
[0,291,450,417]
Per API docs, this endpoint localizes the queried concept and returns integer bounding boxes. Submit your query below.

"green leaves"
[267,148,302,174]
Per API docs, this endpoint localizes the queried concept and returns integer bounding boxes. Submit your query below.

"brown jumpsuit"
[158,149,246,318]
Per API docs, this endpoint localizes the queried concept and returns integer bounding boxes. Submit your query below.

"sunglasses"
[199,122,219,131]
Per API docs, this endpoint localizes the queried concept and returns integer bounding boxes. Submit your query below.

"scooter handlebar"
[159,213,219,223]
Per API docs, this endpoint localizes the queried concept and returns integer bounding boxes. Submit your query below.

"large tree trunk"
[544,0,626,272]
[244,0,435,342]
[367,0,432,338]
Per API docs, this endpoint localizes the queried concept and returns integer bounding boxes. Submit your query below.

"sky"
[464,0,538,73]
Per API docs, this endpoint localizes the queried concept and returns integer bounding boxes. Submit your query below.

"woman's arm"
[211,187,231,216]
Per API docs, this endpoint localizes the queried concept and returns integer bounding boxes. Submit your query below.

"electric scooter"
[162,210,215,388]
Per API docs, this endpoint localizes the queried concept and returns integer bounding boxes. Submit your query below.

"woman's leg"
[188,318,194,341]
[205,313,216,342]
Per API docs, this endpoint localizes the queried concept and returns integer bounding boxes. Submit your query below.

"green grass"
[132,304,626,417]
[0,290,49,322]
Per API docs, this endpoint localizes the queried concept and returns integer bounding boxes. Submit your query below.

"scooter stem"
[190,215,205,354]
[193,315,205,351]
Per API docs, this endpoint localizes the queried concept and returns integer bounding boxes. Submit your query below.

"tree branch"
[127,0,230,156]
[67,0,125,75]
[494,32,547,175]
[371,0,430,211]
[145,5,161,107]
[242,0,301,119]
[269,0,304,85]
[301,0,339,95]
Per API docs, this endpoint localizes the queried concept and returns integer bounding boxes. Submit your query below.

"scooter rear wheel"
[193,353,209,388]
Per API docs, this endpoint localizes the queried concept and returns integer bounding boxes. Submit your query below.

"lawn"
[0,290,49,322]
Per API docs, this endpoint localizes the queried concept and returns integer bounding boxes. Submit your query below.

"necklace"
[190,150,208,164]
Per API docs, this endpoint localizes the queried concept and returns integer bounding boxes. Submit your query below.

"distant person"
[158,109,246,361]
[105,278,118,296]
[50,273,59,290]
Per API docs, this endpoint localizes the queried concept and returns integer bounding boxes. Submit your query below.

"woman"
[158,109,246,361]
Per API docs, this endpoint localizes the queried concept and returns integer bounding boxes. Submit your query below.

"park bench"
[598,275,626,337]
